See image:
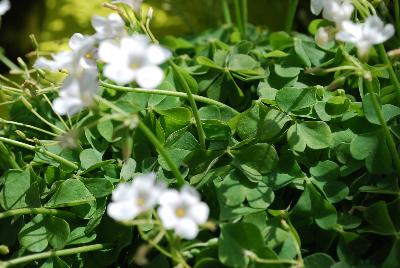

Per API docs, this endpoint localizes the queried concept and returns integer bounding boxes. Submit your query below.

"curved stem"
[365,78,400,175]
[0,141,19,169]
[285,0,299,32]
[0,208,76,220]
[1,244,111,267]
[0,118,58,137]
[170,62,206,150]
[377,44,400,104]
[100,81,238,114]
[138,121,185,186]
[0,137,79,170]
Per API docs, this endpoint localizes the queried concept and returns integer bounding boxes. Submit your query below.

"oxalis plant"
[0,0,400,267]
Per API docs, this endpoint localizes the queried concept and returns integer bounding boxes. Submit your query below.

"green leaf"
[0,169,40,210]
[203,119,231,141]
[297,121,332,150]
[45,179,95,208]
[276,87,317,113]
[363,93,400,125]
[19,215,70,252]
[304,253,335,268]
[310,160,340,181]
[228,54,259,71]
[97,120,114,142]
[233,143,279,175]
[83,178,113,198]
[237,103,290,142]
[120,158,137,180]
[350,132,379,160]
[274,64,302,78]
[79,149,103,170]
[362,201,397,235]
[219,222,277,268]
[45,216,70,249]
[294,38,311,67]
[67,227,96,245]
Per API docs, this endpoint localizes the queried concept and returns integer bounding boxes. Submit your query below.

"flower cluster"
[34,2,171,116]
[311,0,394,57]
[107,173,210,240]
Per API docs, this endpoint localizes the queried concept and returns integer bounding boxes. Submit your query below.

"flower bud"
[315,27,331,47]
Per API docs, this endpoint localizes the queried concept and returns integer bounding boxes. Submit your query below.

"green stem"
[377,44,400,104]
[1,244,111,267]
[240,0,248,37]
[138,121,185,186]
[0,118,58,137]
[395,0,400,38]
[0,137,79,170]
[100,81,237,114]
[365,78,400,175]
[233,0,244,38]
[170,62,206,150]
[221,0,232,24]
[285,0,299,32]
[0,141,19,169]
[0,208,76,219]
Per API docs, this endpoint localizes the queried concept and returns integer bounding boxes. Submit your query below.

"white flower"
[322,0,353,28]
[158,186,209,240]
[52,69,99,116]
[69,33,98,69]
[98,34,171,88]
[34,34,97,72]
[112,0,143,13]
[336,16,395,57]
[107,173,165,222]
[311,0,353,27]
[92,13,126,40]
[0,0,10,16]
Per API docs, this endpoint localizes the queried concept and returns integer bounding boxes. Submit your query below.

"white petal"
[103,64,136,85]
[180,185,201,206]
[159,189,181,207]
[0,0,10,16]
[136,66,164,89]
[112,182,134,202]
[158,206,178,229]
[98,41,121,63]
[188,202,209,224]
[146,44,172,65]
[52,96,84,116]
[133,173,156,190]
[107,201,140,221]
[174,218,199,240]
[69,33,85,50]
[34,57,59,71]
[121,35,149,55]
[310,0,325,15]
[378,24,395,44]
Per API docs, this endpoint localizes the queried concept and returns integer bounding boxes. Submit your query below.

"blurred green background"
[0,0,313,64]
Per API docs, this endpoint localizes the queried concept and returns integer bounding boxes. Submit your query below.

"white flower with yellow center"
[158,186,209,240]
[107,173,165,222]
[311,0,353,28]
[52,69,99,116]
[0,0,10,16]
[69,33,98,69]
[98,34,171,88]
[91,13,126,40]
[336,16,395,57]
[112,0,143,13]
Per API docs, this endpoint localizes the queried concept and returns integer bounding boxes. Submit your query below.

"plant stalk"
[0,137,79,170]
[221,0,232,24]
[138,121,186,186]
[1,244,111,267]
[377,44,400,104]
[365,78,400,175]
[285,0,299,32]
[233,0,244,38]
[0,208,76,219]
[170,62,206,150]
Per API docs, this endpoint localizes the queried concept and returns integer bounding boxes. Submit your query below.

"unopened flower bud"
[146,7,153,23]
[315,27,331,47]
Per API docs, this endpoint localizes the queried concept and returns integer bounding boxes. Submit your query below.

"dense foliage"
[1,0,400,267]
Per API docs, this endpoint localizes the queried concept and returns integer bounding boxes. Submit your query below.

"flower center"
[130,63,140,70]
[175,208,186,218]
[85,53,93,60]
[136,197,145,206]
